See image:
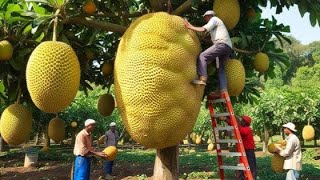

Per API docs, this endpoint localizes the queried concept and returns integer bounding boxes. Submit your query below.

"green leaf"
[7,16,30,24]
[0,81,5,94]
[5,4,22,19]
[32,3,47,15]
[35,32,45,42]
[25,0,53,7]
[309,12,317,27]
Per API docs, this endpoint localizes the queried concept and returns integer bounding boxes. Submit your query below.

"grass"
[1,144,320,179]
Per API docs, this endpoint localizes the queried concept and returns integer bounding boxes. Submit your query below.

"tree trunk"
[44,125,50,147]
[153,144,179,180]
[0,135,9,152]
[262,124,270,153]
[71,129,76,146]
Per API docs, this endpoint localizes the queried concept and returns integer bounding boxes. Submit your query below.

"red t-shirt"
[239,126,255,150]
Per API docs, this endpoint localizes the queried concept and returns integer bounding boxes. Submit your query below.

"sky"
[261,4,320,45]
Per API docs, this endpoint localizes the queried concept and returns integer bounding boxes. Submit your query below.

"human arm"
[275,139,295,157]
[89,150,107,158]
[184,19,206,32]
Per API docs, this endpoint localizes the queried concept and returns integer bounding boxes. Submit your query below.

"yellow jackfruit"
[208,143,214,151]
[302,124,315,141]
[103,146,118,161]
[213,0,240,30]
[195,136,202,145]
[254,52,269,72]
[0,40,13,60]
[114,12,204,149]
[83,0,96,15]
[71,121,78,128]
[267,143,278,153]
[40,146,50,152]
[48,117,65,142]
[101,62,113,76]
[271,154,285,173]
[26,41,80,113]
[97,94,115,116]
[98,135,105,145]
[225,59,245,96]
[0,103,32,145]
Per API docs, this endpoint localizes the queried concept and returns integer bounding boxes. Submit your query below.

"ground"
[0,144,319,180]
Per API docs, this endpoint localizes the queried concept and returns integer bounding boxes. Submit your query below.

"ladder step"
[217,139,238,143]
[210,98,226,104]
[212,112,230,118]
[220,165,246,171]
[216,126,234,131]
[218,152,242,156]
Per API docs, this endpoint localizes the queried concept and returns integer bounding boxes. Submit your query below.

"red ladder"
[207,91,253,180]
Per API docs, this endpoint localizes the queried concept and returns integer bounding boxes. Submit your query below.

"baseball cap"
[110,122,116,127]
[241,115,252,124]
[283,122,297,132]
[84,119,96,126]
[202,10,215,17]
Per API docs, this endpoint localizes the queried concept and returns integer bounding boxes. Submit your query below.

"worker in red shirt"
[237,115,257,180]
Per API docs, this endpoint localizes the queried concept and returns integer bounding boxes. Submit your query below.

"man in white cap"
[184,10,232,93]
[73,119,106,180]
[275,122,302,180]
[104,122,119,179]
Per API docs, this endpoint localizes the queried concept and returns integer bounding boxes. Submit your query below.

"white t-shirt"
[202,16,232,48]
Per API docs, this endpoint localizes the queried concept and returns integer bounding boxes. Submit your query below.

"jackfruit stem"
[53,9,61,41]
[15,78,22,104]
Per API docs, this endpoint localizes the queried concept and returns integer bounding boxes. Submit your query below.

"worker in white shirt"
[275,122,302,180]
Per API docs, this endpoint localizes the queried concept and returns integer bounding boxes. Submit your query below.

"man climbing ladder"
[184,10,232,89]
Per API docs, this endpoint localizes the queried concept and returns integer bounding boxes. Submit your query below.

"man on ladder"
[185,10,254,180]
[184,10,232,91]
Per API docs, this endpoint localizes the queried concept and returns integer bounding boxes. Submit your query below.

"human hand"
[183,19,191,28]
[95,151,107,158]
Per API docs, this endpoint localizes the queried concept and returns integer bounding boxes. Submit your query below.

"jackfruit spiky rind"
[0,103,32,145]
[26,41,80,113]
[114,12,204,149]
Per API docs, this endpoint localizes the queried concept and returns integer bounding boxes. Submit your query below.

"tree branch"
[149,0,167,12]
[172,0,192,16]
[65,17,127,34]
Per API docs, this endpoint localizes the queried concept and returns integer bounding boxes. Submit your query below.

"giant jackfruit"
[114,12,204,149]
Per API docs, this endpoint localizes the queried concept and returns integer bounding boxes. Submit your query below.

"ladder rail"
[221,92,253,180]
[208,102,225,180]
[208,92,253,180]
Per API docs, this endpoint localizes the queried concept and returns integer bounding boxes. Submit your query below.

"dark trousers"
[237,149,257,180]
[104,160,114,175]
[197,43,232,91]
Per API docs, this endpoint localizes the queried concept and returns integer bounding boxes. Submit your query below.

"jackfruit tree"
[1,0,320,178]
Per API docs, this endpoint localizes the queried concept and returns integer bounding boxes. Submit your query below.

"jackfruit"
[85,49,95,61]
[267,143,278,153]
[195,136,202,144]
[302,124,315,141]
[83,0,96,15]
[225,59,245,96]
[97,94,115,116]
[71,121,78,128]
[98,135,105,145]
[0,40,13,60]
[213,0,240,30]
[26,41,80,113]
[103,146,118,161]
[271,154,285,173]
[208,143,214,151]
[40,146,50,152]
[0,103,32,145]
[254,52,269,72]
[48,117,65,142]
[101,62,113,76]
[114,12,204,149]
